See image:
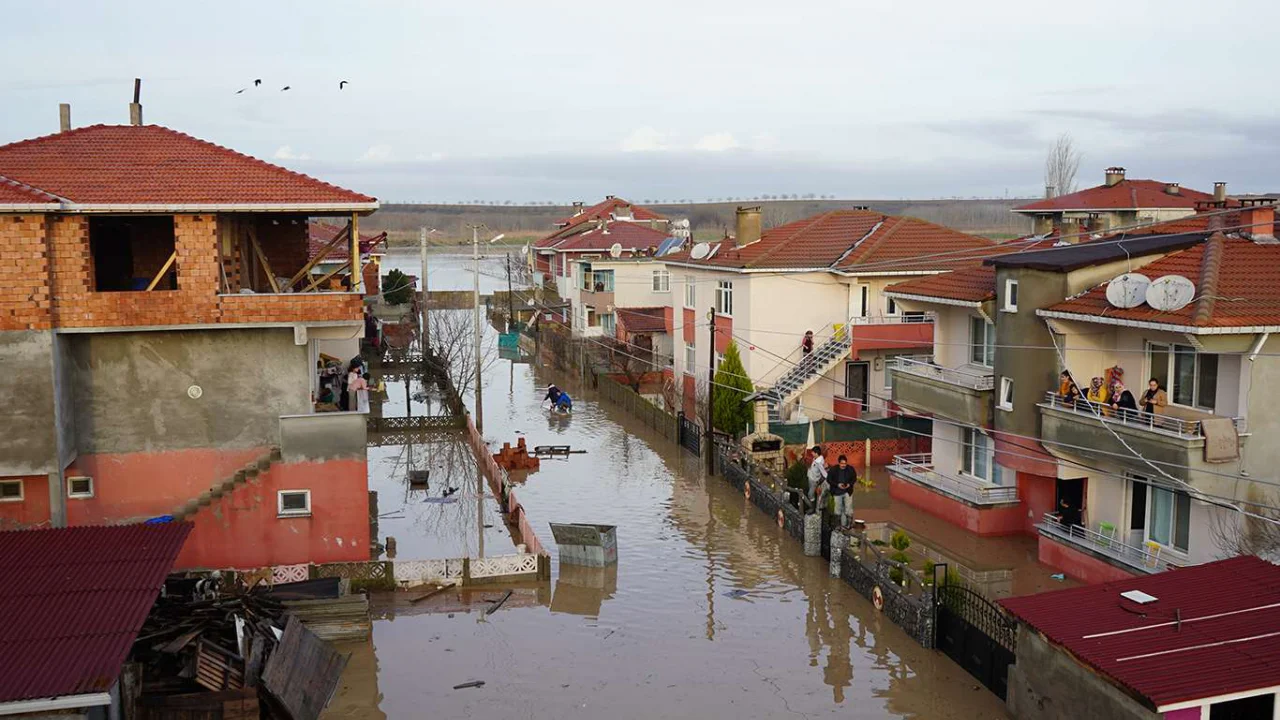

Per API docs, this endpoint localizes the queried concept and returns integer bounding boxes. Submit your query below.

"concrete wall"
[0,330,58,475]
[1007,624,1158,720]
[280,412,368,462]
[69,328,310,454]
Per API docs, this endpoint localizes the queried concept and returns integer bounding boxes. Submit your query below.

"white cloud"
[272,145,310,161]
[694,132,740,152]
[620,127,670,153]
[359,144,394,162]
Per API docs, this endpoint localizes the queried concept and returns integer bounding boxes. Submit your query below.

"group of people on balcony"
[1058,369,1167,424]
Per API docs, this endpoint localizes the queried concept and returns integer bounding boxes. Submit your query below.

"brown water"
[331,252,1057,718]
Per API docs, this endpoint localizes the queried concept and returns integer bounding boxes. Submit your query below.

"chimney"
[1044,185,1056,199]
[1033,214,1054,236]
[1214,182,1228,203]
[128,78,143,126]
[1058,216,1083,243]
[1165,182,1181,195]
[605,195,616,200]
[572,201,585,216]
[1104,167,1126,187]
[753,396,770,435]
[1240,205,1276,242]
[1087,213,1110,234]
[735,205,762,247]
[58,103,71,132]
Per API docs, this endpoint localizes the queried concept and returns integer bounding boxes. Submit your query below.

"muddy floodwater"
[326,252,1069,718]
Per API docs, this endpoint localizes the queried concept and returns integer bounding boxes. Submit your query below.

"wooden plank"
[262,616,350,720]
[145,251,178,291]
[248,229,281,293]
[286,225,350,289]
[302,259,350,293]
[349,214,361,293]
[409,584,452,604]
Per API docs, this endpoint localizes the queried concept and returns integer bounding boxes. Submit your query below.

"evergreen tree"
[712,341,755,435]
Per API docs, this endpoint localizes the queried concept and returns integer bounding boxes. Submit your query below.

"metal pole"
[506,253,515,327]
[473,225,484,431]
[419,227,429,352]
[706,306,715,474]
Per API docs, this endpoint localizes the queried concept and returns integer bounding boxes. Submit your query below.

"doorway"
[1055,477,1085,528]
[1128,476,1147,547]
[844,361,869,410]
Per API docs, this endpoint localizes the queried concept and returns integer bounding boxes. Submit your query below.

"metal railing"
[1039,391,1244,440]
[1037,513,1173,573]
[888,356,994,391]
[888,453,1018,505]
[846,312,936,325]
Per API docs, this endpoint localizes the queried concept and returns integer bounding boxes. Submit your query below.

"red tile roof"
[0,175,61,204]
[0,125,375,208]
[534,197,665,249]
[617,306,667,334]
[664,210,996,273]
[1015,179,1213,213]
[307,222,387,261]
[884,236,1064,302]
[0,523,191,705]
[548,220,670,252]
[1044,234,1280,330]
[1000,556,1280,709]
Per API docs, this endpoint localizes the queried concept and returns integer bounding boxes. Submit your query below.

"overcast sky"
[3,1,1278,203]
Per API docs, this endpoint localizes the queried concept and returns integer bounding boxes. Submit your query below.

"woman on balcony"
[1110,381,1139,422]
[1086,377,1109,414]
[1058,371,1082,408]
[1140,378,1168,418]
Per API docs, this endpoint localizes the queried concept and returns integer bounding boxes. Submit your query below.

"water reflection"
[550,563,619,617]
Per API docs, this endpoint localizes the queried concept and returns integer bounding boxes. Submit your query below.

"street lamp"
[469,225,505,431]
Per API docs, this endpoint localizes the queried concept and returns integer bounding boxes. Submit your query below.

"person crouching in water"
[555,391,573,414]
[543,384,562,408]
[827,454,857,529]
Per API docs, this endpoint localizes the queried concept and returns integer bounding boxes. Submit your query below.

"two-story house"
[0,112,377,571]
[530,196,668,288]
[1014,166,1221,236]
[663,206,997,421]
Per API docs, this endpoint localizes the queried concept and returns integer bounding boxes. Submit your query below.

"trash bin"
[549,523,618,567]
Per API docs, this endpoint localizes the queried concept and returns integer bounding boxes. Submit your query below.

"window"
[685,344,696,374]
[0,480,22,502]
[1003,279,1018,312]
[277,490,311,517]
[969,316,995,367]
[857,285,869,318]
[1148,485,1191,552]
[886,297,899,315]
[715,352,725,371]
[89,216,177,292]
[573,263,584,288]
[961,428,995,483]
[685,275,697,308]
[591,270,615,293]
[1148,343,1219,410]
[715,280,734,316]
[652,269,670,292]
[998,377,1014,410]
[601,313,616,335]
[67,476,94,499]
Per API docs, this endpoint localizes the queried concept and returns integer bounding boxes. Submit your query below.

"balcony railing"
[1037,513,1174,574]
[889,356,994,391]
[888,453,1018,505]
[1039,391,1244,440]
[846,312,935,326]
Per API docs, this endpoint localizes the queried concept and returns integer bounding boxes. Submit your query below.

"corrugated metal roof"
[0,523,191,705]
[1000,556,1280,708]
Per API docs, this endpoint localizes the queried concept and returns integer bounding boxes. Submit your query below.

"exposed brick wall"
[218,292,364,324]
[256,218,308,284]
[0,215,52,330]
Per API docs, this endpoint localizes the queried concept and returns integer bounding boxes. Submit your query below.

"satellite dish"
[1146,275,1196,312]
[706,243,721,259]
[690,242,711,260]
[1105,273,1150,309]
[609,242,623,258]
[521,244,529,255]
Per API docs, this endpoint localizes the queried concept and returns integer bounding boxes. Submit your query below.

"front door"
[845,361,869,410]
[1055,478,1085,528]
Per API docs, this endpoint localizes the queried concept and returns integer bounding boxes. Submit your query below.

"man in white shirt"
[806,445,827,513]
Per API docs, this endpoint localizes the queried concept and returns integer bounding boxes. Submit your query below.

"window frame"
[715,280,734,316]
[1146,484,1191,553]
[969,316,995,367]
[0,479,22,502]
[601,312,616,335]
[684,275,697,308]
[1003,279,1019,312]
[277,489,312,518]
[961,428,995,483]
[1147,341,1219,411]
[685,344,696,374]
[67,475,94,499]
[998,377,1014,410]
[652,269,671,293]
[886,296,899,316]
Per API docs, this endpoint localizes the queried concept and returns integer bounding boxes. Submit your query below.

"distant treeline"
[364,198,1035,244]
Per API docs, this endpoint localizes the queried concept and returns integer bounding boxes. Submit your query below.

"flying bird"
[235,88,246,94]
[253,79,262,86]
[339,80,349,89]
[281,86,291,91]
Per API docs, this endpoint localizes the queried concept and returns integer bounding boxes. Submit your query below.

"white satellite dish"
[706,243,721,259]
[1145,275,1197,312]
[1105,273,1151,309]
[521,244,529,255]
[609,242,623,258]
[690,242,711,260]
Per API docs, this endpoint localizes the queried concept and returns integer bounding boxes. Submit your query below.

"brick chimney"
[572,201,585,216]
[1214,182,1228,203]
[1240,204,1275,242]
[735,206,762,247]
[59,103,70,132]
[1165,183,1181,195]
[1058,217,1083,243]
[1033,214,1054,236]
[129,78,143,126]
[1105,167,1126,187]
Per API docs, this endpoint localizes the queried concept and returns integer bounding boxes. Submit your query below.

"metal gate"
[677,412,701,457]
[933,566,1017,700]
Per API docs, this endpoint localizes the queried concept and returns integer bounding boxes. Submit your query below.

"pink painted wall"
[889,474,1024,536]
[713,314,732,354]
[833,396,863,420]
[849,321,932,354]
[1037,534,1140,585]
[0,475,51,529]
[1018,471,1057,535]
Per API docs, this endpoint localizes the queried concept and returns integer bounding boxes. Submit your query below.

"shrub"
[383,269,413,305]
[890,529,911,553]
[785,461,808,492]
[712,342,754,436]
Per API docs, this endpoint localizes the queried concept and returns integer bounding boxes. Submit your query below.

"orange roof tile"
[884,236,1062,302]
[1015,179,1213,213]
[0,125,375,208]
[617,307,667,334]
[0,174,61,204]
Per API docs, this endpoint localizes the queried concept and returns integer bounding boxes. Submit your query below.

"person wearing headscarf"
[1086,376,1109,411]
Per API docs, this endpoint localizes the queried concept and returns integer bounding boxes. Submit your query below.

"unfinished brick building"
[0,109,379,570]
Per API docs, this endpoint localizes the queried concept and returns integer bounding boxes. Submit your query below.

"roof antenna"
[129,78,143,126]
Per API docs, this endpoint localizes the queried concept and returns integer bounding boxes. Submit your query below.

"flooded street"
[331,251,1067,718]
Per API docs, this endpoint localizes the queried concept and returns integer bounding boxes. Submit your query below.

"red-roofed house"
[663,206,997,422]
[530,196,670,287]
[1014,167,1219,236]
[999,555,1280,719]
[0,111,375,571]
[0,522,191,717]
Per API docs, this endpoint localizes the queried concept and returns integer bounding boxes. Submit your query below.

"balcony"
[580,288,615,310]
[888,356,994,427]
[888,453,1018,506]
[841,313,934,353]
[1038,392,1246,496]
[1037,513,1174,574]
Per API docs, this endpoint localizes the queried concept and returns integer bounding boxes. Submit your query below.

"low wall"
[1037,534,1141,585]
[889,474,1025,536]
[464,413,549,557]
[280,412,368,462]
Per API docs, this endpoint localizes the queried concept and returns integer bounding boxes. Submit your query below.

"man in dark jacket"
[827,454,857,528]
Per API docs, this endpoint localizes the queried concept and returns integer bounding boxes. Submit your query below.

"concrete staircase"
[768,332,852,409]
[172,447,282,521]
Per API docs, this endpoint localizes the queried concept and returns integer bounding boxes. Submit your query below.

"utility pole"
[419,227,429,352]
[706,306,716,474]
[505,253,515,328]
[471,224,484,432]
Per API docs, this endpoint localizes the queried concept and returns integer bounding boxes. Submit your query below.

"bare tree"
[424,308,499,402]
[1210,490,1280,562]
[1044,133,1082,197]
[599,337,652,391]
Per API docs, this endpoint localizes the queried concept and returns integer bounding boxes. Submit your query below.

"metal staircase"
[767,331,852,410]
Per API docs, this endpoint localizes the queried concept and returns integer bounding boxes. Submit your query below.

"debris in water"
[485,590,514,615]
[453,680,485,690]
[409,584,452,604]
[723,589,751,599]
